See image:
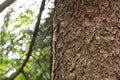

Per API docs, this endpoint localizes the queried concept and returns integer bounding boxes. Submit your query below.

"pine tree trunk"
[52,0,120,80]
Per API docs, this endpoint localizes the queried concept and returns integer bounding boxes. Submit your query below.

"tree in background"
[0,0,54,80]
[52,0,120,80]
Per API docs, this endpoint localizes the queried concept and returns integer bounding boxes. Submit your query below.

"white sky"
[0,0,54,76]
[0,0,54,55]
[0,0,54,31]
[0,0,5,4]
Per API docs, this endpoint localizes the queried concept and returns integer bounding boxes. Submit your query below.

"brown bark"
[52,0,120,80]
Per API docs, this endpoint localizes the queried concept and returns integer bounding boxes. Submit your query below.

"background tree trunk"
[52,0,120,80]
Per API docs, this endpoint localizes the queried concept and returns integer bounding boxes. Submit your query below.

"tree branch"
[22,70,29,80]
[31,55,49,79]
[0,0,16,13]
[8,0,46,79]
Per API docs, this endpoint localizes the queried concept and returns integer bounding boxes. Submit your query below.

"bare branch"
[8,0,46,79]
[0,0,16,13]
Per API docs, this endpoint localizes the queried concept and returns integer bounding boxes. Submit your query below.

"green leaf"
[14,73,25,80]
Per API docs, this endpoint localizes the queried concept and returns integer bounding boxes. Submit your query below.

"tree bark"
[52,0,120,80]
[0,0,16,13]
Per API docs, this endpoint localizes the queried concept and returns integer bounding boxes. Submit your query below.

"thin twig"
[31,55,49,80]
[22,70,29,80]
[8,0,46,79]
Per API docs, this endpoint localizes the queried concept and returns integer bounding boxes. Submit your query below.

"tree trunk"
[52,0,120,80]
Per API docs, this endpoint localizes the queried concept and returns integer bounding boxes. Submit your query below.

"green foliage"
[14,73,26,80]
[0,1,54,80]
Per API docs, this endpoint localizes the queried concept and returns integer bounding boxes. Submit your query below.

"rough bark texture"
[52,0,120,80]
